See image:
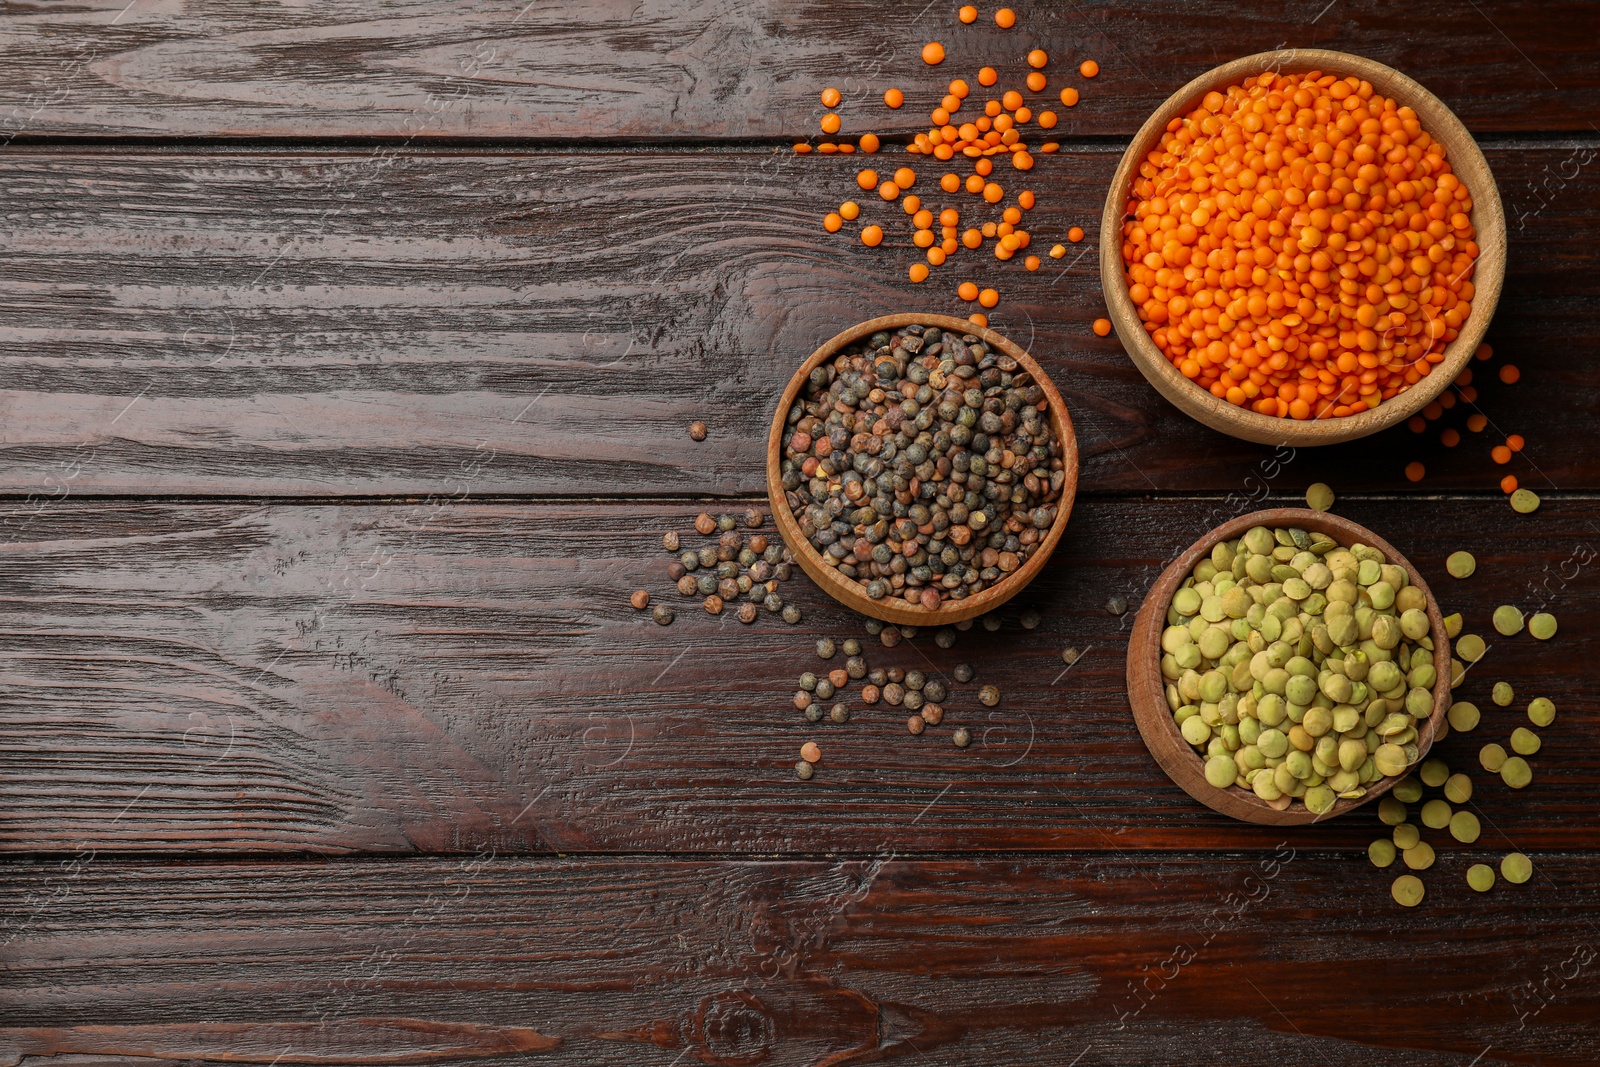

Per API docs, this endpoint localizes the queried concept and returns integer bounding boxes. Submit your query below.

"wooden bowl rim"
[766,312,1079,625]
[1125,507,1452,825]
[1098,48,1506,447]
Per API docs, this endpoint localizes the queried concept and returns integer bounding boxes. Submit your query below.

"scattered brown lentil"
[800,741,821,763]
[704,595,724,614]
[689,421,707,441]
[630,590,651,610]
[652,605,674,625]
[738,603,758,623]
[907,715,926,735]
[953,727,972,747]
[922,703,944,725]
[978,684,1000,706]
[662,531,680,552]
[694,513,717,536]
[795,759,815,780]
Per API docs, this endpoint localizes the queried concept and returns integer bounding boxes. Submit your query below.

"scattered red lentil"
[969,312,989,326]
[820,113,841,134]
[1025,255,1041,270]
[1466,413,1487,432]
[861,225,884,247]
[1458,384,1477,402]
[1501,474,1519,493]
[1491,445,1512,464]
[959,4,978,22]
[1093,317,1113,337]
[1068,226,1085,242]
[1423,401,1444,420]
[922,41,946,65]
[978,287,1000,308]
[879,180,901,200]
[859,133,881,153]
[1050,243,1067,258]
[821,87,841,108]
[978,65,998,87]
[884,87,905,109]
[1027,72,1047,93]
[958,281,980,301]
[824,212,843,233]
[1060,86,1080,106]
[995,7,1016,28]
[909,262,930,283]
[1441,428,1460,447]
[1079,59,1099,77]
[1018,190,1035,209]
[1475,342,1494,361]
[1507,434,1525,452]
[1027,49,1049,68]
[1500,364,1520,384]
[1408,415,1426,433]
[793,143,812,153]
[1405,461,1426,482]
[857,169,878,190]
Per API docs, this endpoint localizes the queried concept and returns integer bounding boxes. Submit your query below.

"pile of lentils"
[632,507,800,626]
[1161,524,1439,816]
[779,323,1066,610]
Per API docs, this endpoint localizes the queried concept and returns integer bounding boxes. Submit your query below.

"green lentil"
[1456,633,1486,662]
[1061,646,1081,665]
[981,613,1002,632]
[1403,840,1436,870]
[1447,700,1481,732]
[816,638,837,659]
[1449,810,1481,843]
[978,684,1000,706]
[1479,743,1508,772]
[1501,853,1533,884]
[934,628,956,649]
[1420,799,1452,829]
[1500,755,1532,789]
[841,638,862,656]
[1391,874,1426,907]
[1419,758,1449,788]
[1510,488,1541,514]
[1510,726,1541,755]
[953,727,971,747]
[953,663,975,683]
[1446,551,1476,579]
[1467,864,1496,892]
[1444,773,1473,804]
[1528,697,1556,727]
[1305,482,1335,511]
[1492,681,1514,707]
[1529,612,1558,640]
[1392,777,1424,803]
[652,605,675,625]
[1492,605,1524,636]
[1106,595,1129,615]
[1443,612,1463,638]
[795,759,814,780]
[1393,822,1420,850]
[783,605,803,624]
[1378,797,1407,825]
[830,703,850,723]
[1020,610,1042,629]
[1369,839,1397,867]
[805,702,824,722]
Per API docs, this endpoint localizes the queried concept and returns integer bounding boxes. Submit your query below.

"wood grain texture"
[1,1,1596,140]
[0,495,1590,856]
[4,854,1600,1066]
[0,146,1593,496]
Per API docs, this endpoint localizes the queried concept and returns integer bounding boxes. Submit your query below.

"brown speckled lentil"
[689,421,707,441]
[652,605,674,625]
[795,759,814,780]
[662,531,680,552]
[631,590,651,610]
[979,684,1000,706]
[953,727,971,747]
[921,703,944,725]
[907,715,926,735]
[861,684,882,704]
[694,513,717,536]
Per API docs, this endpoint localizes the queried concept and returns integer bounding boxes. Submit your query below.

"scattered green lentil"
[953,663,975,683]
[1392,874,1426,907]
[1446,551,1477,579]
[841,638,861,656]
[745,506,765,528]
[1394,777,1424,803]
[1480,743,1508,772]
[1378,797,1407,825]
[805,702,824,722]
[1467,864,1496,892]
[1492,605,1524,636]
[1501,852,1533,884]
[865,619,885,635]
[1106,595,1128,615]
[1061,646,1081,666]
[1444,773,1473,804]
[981,614,1002,631]
[1529,612,1558,640]
[795,759,814,780]
[1449,810,1481,843]
[816,638,837,659]
[1369,839,1397,867]
[953,727,971,747]
[1500,756,1532,789]
[1450,658,1467,688]
[830,703,850,723]
[1510,488,1541,514]
[1420,799,1452,829]
[1443,612,1463,639]
[1393,823,1420,850]
[1528,697,1556,727]
[652,605,675,625]
[782,605,803,624]
[1448,700,1481,732]
[1456,633,1486,662]
[978,684,1001,706]
[1403,841,1436,870]
[1510,726,1542,755]
[935,628,957,648]
[1305,482,1335,511]
[1419,758,1449,788]
[1020,610,1042,629]
[1492,682,1514,707]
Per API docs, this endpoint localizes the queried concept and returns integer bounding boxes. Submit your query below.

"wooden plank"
[0,145,1594,497]
[2,1,1597,140]
[3,853,1599,1065]
[0,496,1591,855]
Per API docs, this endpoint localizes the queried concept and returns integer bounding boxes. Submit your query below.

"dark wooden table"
[2,3,1598,1063]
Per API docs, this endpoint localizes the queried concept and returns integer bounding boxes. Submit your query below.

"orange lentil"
[1475,342,1493,361]
[1026,71,1047,93]
[1014,106,1032,123]
[1458,385,1478,402]
[1050,243,1067,258]
[959,4,978,22]
[1060,86,1080,106]
[1093,317,1112,337]
[1041,141,1060,153]
[840,201,861,221]
[861,225,884,247]
[922,42,946,65]
[995,243,1014,261]
[995,7,1016,27]
[983,181,1004,203]
[958,281,980,301]
[857,169,878,190]
[1441,428,1460,447]
[1000,233,1021,251]
[978,66,998,87]
[1012,151,1034,171]
[1121,71,1479,419]
[1037,110,1058,128]
[821,87,841,108]
[1026,255,1041,270]
[979,287,1000,308]
[1466,413,1488,432]
[817,142,838,153]
[927,246,947,265]
[969,312,989,326]
[984,99,1003,117]
[1002,206,1022,225]
[1438,391,1456,410]
[1067,226,1085,242]
[941,172,961,193]
[913,228,935,247]
[884,88,905,109]
[913,208,934,228]
[1002,90,1024,111]
[1491,445,1512,463]
[932,107,951,125]
[962,227,983,248]
[858,133,880,153]
[821,113,841,134]
[974,157,993,176]
[1079,59,1099,77]
[949,78,971,99]
[939,208,960,226]
[1455,368,1473,386]
[942,95,962,113]
[824,213,844,233]
[878,181,900,200]
[841,143,857,153]
[1500,364,1521,384]
[942,236,958,254]
[1027,49,1048,69]
[981,221,998,237]
[1405,462,1426,482]
[909,262,930,283]
[893,167,916,188]
[903,196,923,216]
[966,174,986,193]
[793,143,812,153]
[1017,190,1035,209]
[1423,402,1444,421]
[1500,474,1519,493]
[1407,415,1426,433]
[1507,434,1525,452]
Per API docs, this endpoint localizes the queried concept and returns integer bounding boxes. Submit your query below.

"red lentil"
[922,42,946,65]
[1405,461,1426,482]
[1093,317,1113,336]
[884,88,905,109]
[995,7,1016,27]
[1500,364,1520,384]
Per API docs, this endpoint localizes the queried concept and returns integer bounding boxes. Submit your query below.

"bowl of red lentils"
[1099,49,1505,446]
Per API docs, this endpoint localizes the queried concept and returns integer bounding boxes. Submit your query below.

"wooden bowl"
[1125,508,1451,825]
[767,313,1079,625]
[1098,49,1505,446]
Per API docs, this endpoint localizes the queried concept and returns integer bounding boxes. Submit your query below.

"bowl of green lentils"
[768,313,1078,625]
[1126,508,1452,825]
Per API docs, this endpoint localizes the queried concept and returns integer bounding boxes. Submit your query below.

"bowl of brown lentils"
[768,313,1078,625]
